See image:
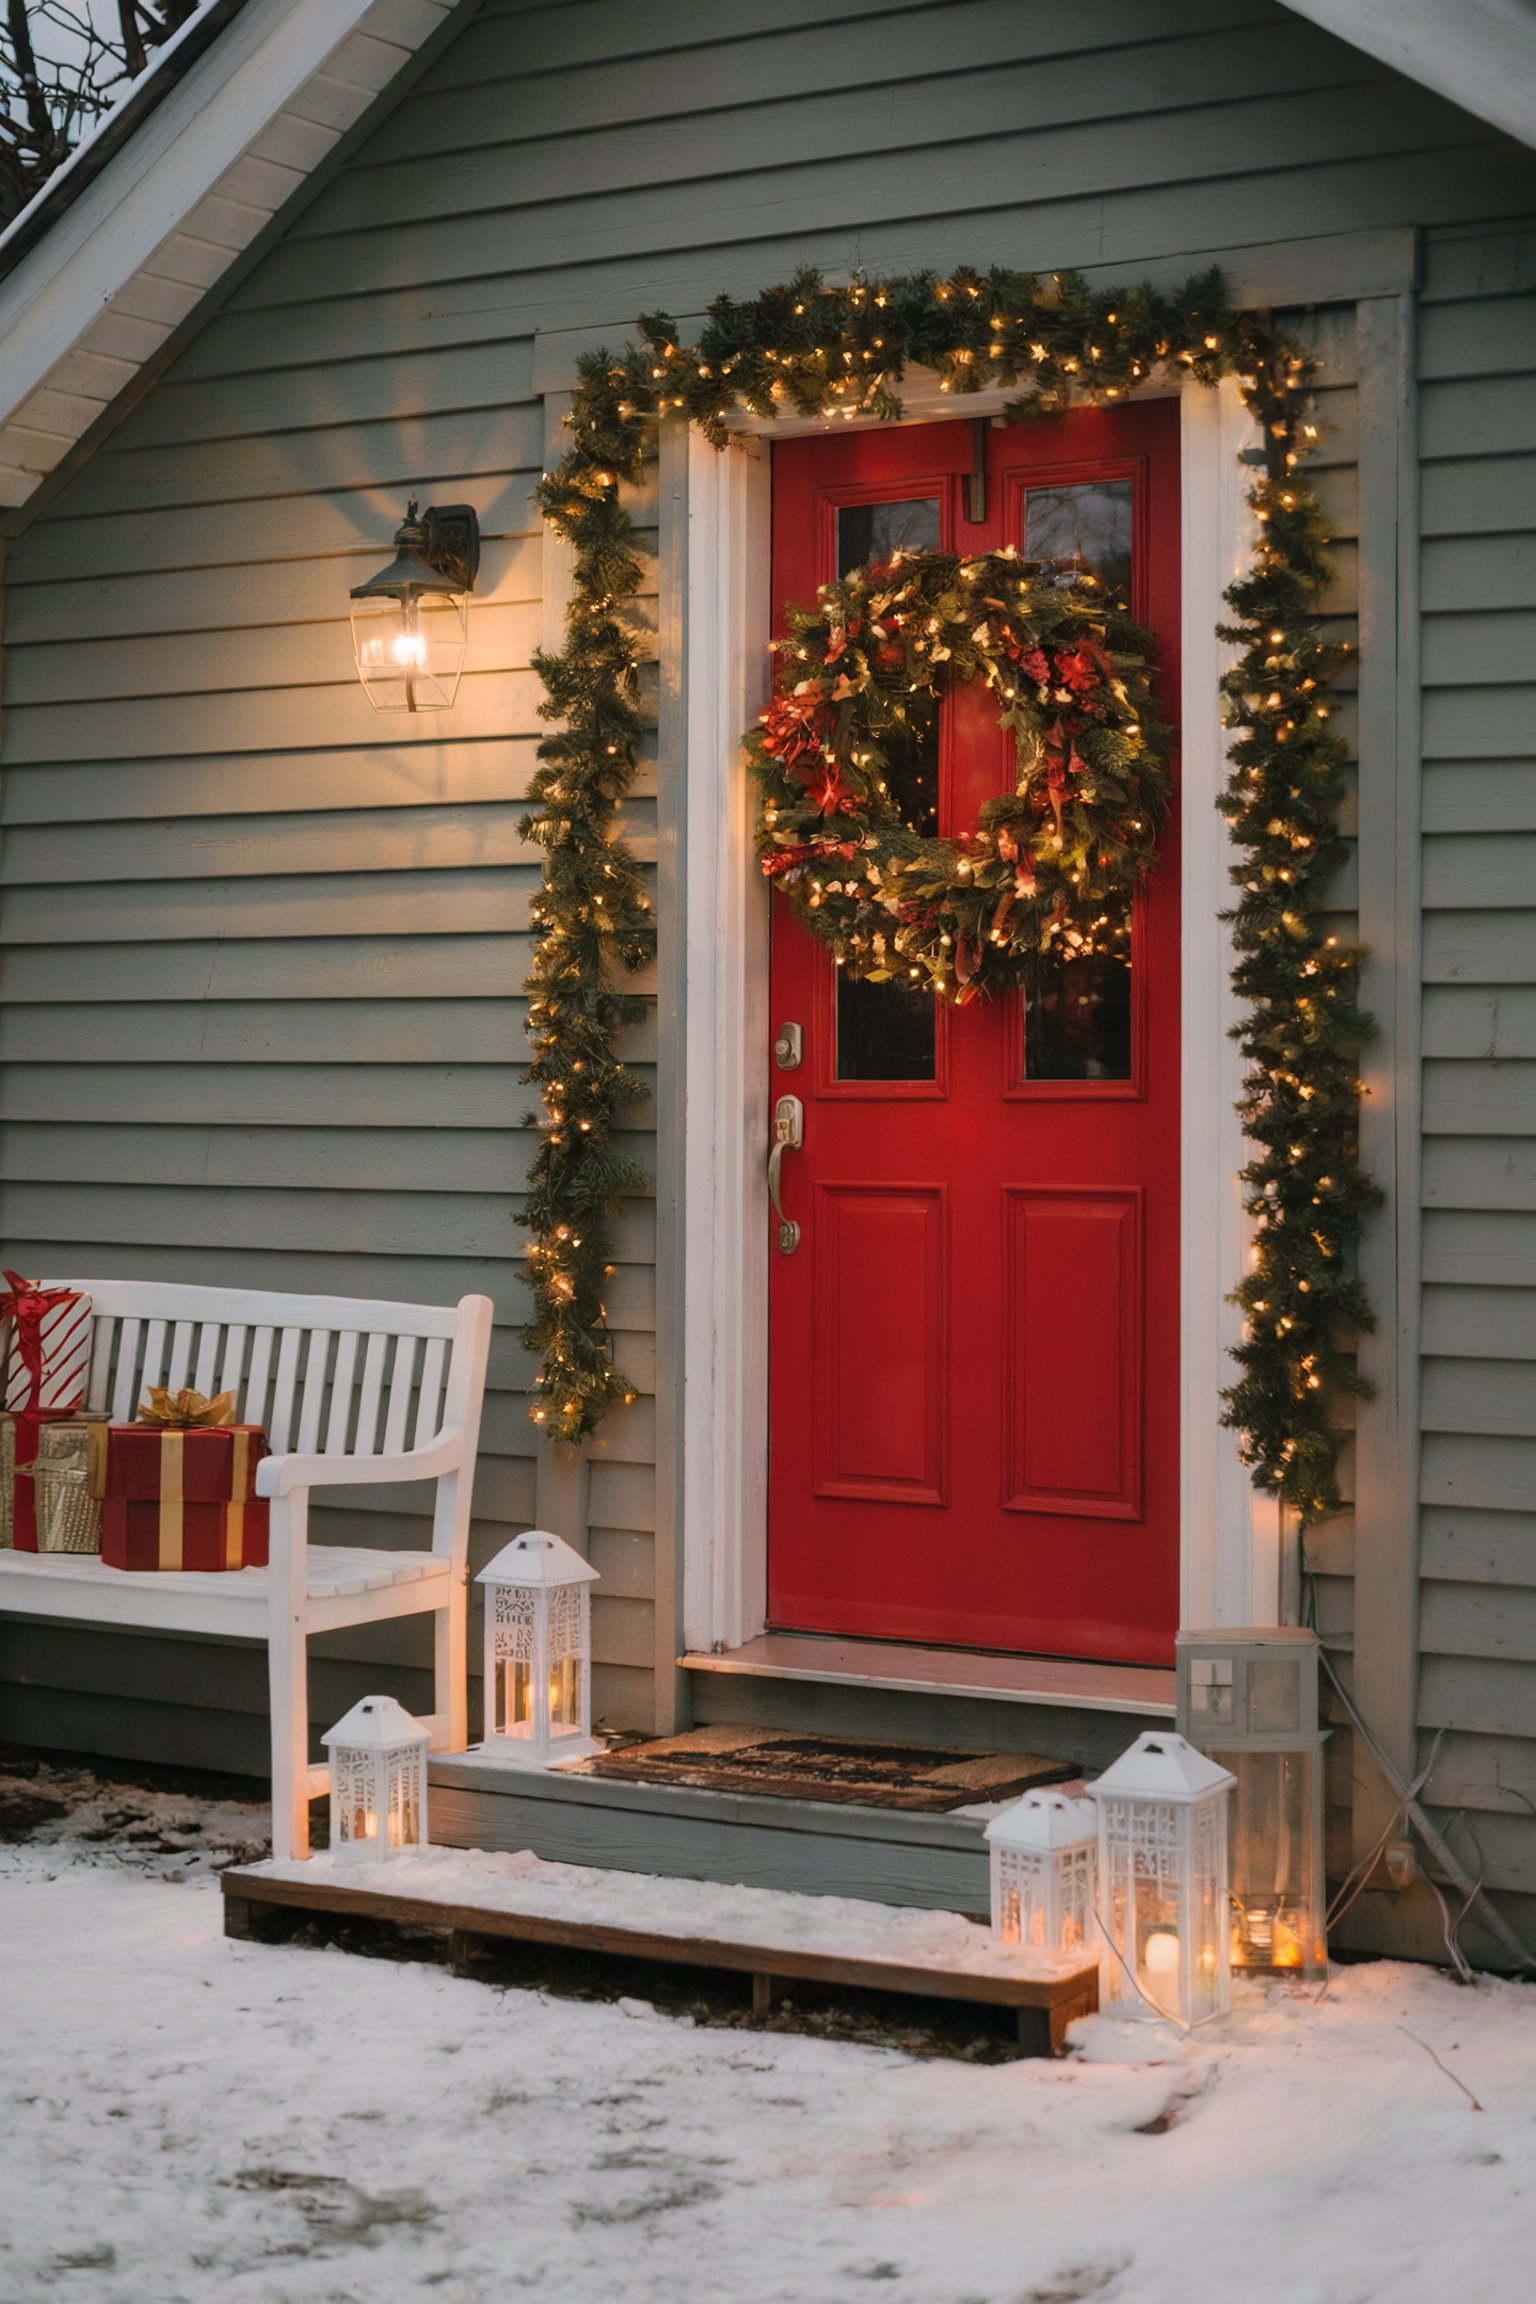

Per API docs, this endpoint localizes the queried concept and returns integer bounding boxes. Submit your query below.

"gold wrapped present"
[16,1414,109,1554]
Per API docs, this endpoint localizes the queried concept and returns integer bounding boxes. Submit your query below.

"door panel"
[766,403,1181,1666]
[813,1184,947,1506]
[1003,1188,1143,1519]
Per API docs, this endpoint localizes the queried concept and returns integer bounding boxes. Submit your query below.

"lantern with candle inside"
[1178,1626,1328,1980]
[322,1695,429,1859]
[476,1530,600,1767]
[985,1789,1097,1962]
[1085,1731,1236,2025]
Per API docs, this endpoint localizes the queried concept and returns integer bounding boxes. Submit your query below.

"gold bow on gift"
[137,1387,237,1429]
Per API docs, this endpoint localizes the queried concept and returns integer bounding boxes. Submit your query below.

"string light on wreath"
[746,549,1171,1003]
[523,261,1376,1523]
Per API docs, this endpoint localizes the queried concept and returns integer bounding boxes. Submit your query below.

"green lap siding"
[1415,222,1536,1947]
[1,0,1535,1889]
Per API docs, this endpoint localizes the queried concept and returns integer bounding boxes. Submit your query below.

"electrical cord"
[1317,1644,1536,1976]
[1324,1730,1444,1934]
[1298,1537,1536,1973]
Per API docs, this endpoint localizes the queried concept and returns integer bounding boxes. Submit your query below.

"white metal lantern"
[322,1694,430,1858]
[476,1530,600,1767]
[1086,1731,1235,2025]
[350,499,478,713]
[1178,1626,1329,1979]
[985,1789,1097,1961]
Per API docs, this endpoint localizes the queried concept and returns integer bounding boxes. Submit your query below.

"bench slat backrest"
[53,1281,467,1467]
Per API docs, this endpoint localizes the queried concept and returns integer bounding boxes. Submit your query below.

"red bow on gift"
[0,1272,77,1408]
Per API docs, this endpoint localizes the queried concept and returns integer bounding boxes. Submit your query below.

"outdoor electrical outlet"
[1380,1842,1420,1892]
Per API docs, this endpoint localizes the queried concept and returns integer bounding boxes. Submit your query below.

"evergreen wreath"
[746,547,1171,1003]
[523,261,1376,1528]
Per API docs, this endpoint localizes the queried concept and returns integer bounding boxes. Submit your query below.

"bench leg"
[435,1577,468,1753]
[267,1489,312,1863]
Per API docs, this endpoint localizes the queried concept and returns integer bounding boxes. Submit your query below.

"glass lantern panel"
[352,592,468,713]
[1187,1656,1235,1727]
[333,1750,381,1848]
[1130,1875,1186,2017]
[386,1749,422,1850]
[1100,1797,1227,2023]
[549,1651,578,1731]
[548,1585,586,1737]
[1220,1746,1324,1973]
[1246,1657,1303,1735]
[504,1658,535,1737]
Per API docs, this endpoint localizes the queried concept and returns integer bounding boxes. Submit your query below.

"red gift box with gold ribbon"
[93,1388,269,1573]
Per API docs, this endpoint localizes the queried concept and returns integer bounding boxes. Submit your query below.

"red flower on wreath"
[759,685,852,812]
[759,687,835,773]
[1008,641,1051,684]
[1052,647,1100,695]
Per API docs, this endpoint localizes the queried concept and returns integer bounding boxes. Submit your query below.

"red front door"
[765,404,1181,1667]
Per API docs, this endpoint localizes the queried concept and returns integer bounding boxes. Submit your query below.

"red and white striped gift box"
[2,1283,94,1412]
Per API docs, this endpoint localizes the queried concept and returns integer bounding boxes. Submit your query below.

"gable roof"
[0,0,1531,523]
[0,0,457,515]
[1280,0,1536,153]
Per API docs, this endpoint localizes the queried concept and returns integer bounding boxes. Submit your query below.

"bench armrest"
[256,1430,465,1499]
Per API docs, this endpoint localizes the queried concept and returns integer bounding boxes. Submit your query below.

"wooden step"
[427,1746,997,1912]
[220,1851,1098,2058]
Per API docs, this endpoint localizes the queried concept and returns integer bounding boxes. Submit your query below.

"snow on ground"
[2,1759,1535,2304]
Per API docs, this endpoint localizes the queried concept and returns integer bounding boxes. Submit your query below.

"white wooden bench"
[0,1279,493,1861]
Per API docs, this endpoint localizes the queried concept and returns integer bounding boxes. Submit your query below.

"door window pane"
[1023,479,1134,599]
[877,706,940,838]
[837,495,941,576]
[1023,949,1132,1082]
[836,971,936,1082]
[836,497,942,837]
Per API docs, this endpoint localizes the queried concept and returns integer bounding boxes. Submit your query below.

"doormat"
[578,1726,1077,1812]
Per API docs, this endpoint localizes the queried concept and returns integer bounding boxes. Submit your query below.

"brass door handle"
[768,1094,802,1254]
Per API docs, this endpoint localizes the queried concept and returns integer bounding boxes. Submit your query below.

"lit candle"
[1271,1915,1304,1969]
[1141,1928,1180,1984]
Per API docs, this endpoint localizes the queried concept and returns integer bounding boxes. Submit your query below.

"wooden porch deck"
[222,1849,1099,2057]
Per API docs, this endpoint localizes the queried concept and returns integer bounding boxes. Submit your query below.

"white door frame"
[667,377,1277,1660]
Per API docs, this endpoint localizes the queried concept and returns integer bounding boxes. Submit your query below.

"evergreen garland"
[524,262,1375,1523]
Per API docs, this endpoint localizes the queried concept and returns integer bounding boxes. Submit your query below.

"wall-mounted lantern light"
[350,499,480,713]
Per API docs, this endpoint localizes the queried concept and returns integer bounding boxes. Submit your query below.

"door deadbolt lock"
[773,1021,803,1071]
[768,1093,803,1254]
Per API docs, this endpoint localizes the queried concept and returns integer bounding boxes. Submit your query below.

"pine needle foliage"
[526,262,1374,1521]
[745,549,1171,1002]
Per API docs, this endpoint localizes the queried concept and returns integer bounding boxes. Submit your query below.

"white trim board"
[668,380,1275,1673]
[1280,1,1536,154]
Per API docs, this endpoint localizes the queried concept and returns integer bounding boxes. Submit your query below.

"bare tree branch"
[1,1,200,225]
